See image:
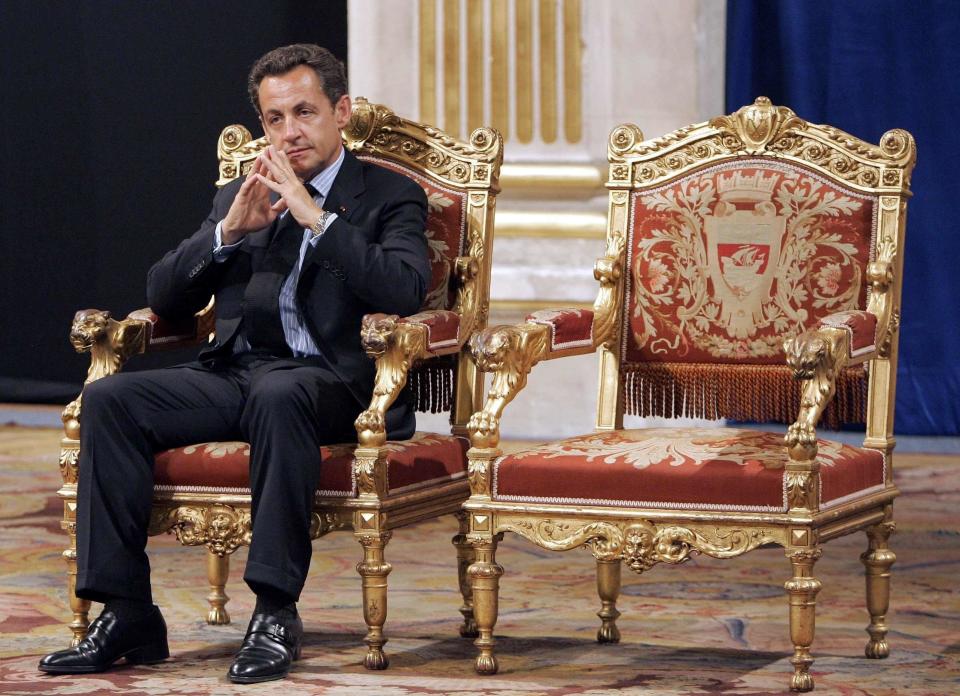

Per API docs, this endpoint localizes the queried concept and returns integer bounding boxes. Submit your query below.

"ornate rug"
[1,425,957,695]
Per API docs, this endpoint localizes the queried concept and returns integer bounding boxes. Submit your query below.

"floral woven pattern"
[625,161,876,365]
[493,428,884,512]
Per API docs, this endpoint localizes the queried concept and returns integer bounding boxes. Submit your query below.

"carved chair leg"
[785,548,822,692]
[63,516,90,647]
[357,530,393,670]
[206,550,230,625]
[861,518,896,659]
[452,512,478,638]
[469,535,503,675]
[596,558,622,643]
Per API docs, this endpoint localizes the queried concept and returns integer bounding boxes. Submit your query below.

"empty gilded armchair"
[56,99,503,669]
[462,98,915,692]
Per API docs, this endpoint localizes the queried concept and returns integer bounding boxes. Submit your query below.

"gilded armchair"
[463,97,914,691]
[57,98,503,669]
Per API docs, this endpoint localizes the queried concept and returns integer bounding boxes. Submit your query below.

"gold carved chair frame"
[462,98,915,691]
[57,99,502,669]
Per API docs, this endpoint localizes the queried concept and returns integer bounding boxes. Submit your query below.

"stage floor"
[1,424,957,695]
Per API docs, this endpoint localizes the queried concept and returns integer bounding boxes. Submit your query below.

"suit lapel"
[322,149,364,223]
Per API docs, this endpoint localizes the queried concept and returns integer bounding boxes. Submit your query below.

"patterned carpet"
[0,424,957,695]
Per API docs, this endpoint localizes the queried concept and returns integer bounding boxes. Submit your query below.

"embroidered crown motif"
[717,171,778,202]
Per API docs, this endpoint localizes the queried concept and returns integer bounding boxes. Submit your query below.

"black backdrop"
[0,1,348,403]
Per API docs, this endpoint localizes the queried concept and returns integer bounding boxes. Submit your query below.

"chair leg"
[357,530,393,670]
[784,548,822,692]
[861,519,896,659]
[596,558,622,643]
[64,519,90,647]
[469,535,503,675]
[206,550,231,625]
[452,512,478,638]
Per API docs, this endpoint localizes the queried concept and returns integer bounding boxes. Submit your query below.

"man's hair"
[247,44,348,114]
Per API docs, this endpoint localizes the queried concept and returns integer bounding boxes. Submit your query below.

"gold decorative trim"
[149,503,252,556]
[500,517,776,574]
[608,97,916,194]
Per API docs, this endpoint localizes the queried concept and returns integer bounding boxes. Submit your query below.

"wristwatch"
[311,210,333,237]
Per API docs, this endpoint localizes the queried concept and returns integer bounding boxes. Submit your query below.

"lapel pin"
[338,205,348,214]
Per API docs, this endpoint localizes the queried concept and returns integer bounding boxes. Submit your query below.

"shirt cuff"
[213,221,243,261]
[308,212,339,245]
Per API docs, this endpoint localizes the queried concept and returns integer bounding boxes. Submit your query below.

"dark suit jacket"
[146,150,431,433]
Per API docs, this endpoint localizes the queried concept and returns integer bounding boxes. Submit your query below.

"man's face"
[258,64,351,179]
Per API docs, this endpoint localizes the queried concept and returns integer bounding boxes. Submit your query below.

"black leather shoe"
[227,611,303,683]
[38,606,168,674]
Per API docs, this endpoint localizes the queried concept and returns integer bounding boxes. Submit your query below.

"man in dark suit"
[39,44,430,684]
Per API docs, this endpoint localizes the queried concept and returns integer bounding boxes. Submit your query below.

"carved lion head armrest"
[783,324,859,464]
[354,309,465,447]
[61,308,148,438]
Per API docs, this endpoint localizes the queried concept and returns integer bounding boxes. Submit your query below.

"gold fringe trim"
[408,358,456,414]
[622,362,866,429]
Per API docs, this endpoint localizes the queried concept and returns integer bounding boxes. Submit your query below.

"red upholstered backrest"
[624,160,876,366]
[620,160,877,425]
[358,156,468,311]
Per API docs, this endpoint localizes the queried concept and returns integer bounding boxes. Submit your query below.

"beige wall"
[349,0,727,438]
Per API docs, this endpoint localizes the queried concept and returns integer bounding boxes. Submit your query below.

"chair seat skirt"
[492,428,885,513]
[154,432,468,498]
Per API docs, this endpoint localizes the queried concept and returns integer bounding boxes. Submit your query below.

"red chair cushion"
[154,432,468,497]
[492,428,884,513]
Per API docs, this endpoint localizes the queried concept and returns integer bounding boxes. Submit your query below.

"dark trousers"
[74,354,360,605]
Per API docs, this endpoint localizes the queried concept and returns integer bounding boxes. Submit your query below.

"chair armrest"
[783,306,880,464]
[61,299,216,439]
[816,310,878,363]
[783,323,862,463]
[127,306,212,351]
[467,306,598,454]
[525,307,595,356]
[61,308,150,438]
[353,309,463,448]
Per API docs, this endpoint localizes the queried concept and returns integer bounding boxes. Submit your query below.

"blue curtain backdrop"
[726,0,960,435]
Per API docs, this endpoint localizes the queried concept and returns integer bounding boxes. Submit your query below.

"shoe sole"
[227,668,291,684]
[38,647,169,674]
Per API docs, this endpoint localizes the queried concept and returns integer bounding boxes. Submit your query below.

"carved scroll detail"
[785,470,816,510]
[149,504,252,556]
[500,519,773,575]
[59,447,80,485]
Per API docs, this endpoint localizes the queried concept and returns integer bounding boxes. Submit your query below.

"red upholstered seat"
[155,432,468,497]
[493,428,884,513]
